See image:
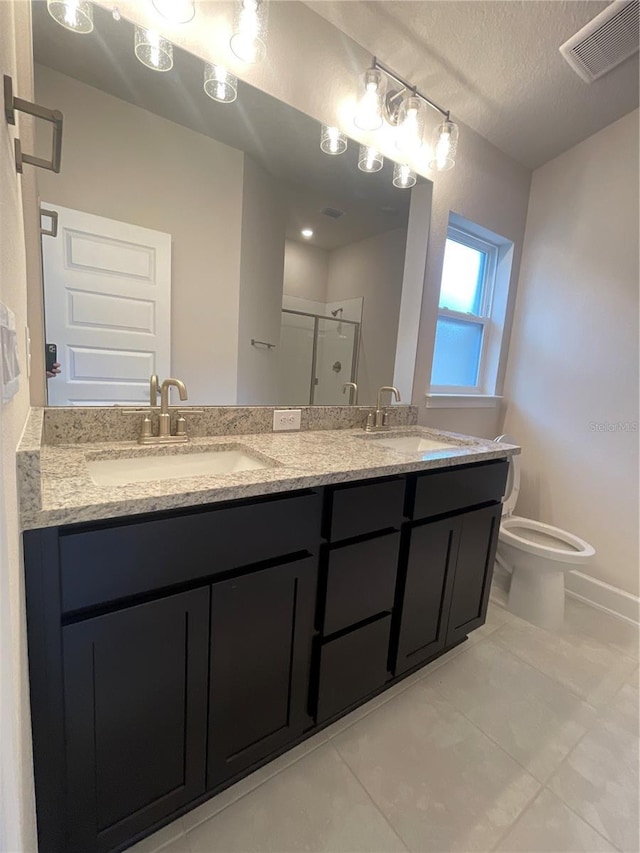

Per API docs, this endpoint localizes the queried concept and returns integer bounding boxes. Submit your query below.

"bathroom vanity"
[20,415,514,853]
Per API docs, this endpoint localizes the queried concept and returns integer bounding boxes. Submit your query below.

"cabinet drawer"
[327,478,405,542]
[316,616,391,722]
[412,460,508,520]
[60,491,321,613]
[323,533,399,635]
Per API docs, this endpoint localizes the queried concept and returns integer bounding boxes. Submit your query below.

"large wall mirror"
[33,2,431,407]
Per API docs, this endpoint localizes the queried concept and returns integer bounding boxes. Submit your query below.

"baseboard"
[492,563,639,627]
[565,571,639,626]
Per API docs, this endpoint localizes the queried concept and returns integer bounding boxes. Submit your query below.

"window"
[430,215,513,399]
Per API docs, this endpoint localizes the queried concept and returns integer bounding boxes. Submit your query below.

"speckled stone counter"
[18,408,519,530]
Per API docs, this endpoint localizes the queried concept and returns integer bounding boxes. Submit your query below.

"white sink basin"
[87,448,271,486]
[374,435,461,454]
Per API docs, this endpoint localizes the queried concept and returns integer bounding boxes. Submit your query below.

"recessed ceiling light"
[301,229,313,239]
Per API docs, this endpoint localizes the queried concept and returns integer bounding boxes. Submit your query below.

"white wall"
[327,228,406,406]
[0,3,38,851]
[236,156,286,404]
[34,67,245,405]
[283,240,329,303]
[503,109,639,598]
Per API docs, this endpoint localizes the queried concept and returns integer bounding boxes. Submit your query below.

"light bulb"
[429,120,459,171]
[354,68,386,131]
[204,63,238,103]
[47,0,94,33]
[230,0,268,63]
[320,126,348,155]
[135,26,173,71]
[151,0,195,23]
[301,229,313,239]
[358,145,383,173]
[392,162,416,189]
[396,95,425,153]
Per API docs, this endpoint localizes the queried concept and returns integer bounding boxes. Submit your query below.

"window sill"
[425,394,503,409]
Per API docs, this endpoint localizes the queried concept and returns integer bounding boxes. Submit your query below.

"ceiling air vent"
[560,0,639,83]
[321,207,345,219]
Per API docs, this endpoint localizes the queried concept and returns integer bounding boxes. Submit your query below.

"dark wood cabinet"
[24,460,508,853]
[62,588,210,853]
[394,503,503,675]
[316,615,392,722]
[207,556,317,786]
[394,517,460,675]
[445,504,501,646]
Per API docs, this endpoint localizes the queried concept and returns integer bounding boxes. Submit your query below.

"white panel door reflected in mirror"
[42,204,171,406]
[32,2,430,407]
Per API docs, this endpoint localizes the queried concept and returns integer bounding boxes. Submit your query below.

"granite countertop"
[18,415,519,530]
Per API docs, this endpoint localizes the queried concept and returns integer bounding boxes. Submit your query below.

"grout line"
[425,669,552,787]
[542,720,633,852]
[334,675,544,852]
[182,734,330,834]
[488,786,546,852]
[488,621,636,708]
[323,641,474,741]
[328,741,411,852]
[541,782,626,852]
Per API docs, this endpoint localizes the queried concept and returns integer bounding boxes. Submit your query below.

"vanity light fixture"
[392,162,416,189]
[47,0,94,33]
[430,118,459,171]
[320,125,347,155]
[230,0,269,63]
[358,145,383,173]
[151,0,195,24]
[134,26,174,71]
[204,63,238,103]
[354,57,459,172]
[301,228,313,239]
[354,66,386,131]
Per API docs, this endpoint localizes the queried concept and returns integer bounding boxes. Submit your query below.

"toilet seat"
[499,515,596,564]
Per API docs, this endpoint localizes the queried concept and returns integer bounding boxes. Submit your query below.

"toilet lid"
[494,434,519,517]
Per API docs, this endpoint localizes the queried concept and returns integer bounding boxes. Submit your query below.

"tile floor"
[129,587,639,853]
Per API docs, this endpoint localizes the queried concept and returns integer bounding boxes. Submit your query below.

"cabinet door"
[445,504,501,646]
[394,518,460,675]
[62,588,209,853]
[208,556,317,787]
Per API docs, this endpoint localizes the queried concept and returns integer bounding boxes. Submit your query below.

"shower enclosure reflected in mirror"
[32,2,430,407]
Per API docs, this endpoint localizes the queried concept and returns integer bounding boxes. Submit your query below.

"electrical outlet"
[273,409,301,431]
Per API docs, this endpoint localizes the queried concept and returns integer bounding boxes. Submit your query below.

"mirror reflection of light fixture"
[354,67,386,131]
[135,27,174,71]
[395,94,425,153]
[151,0,195,23]
[429,119,459,171]
[358,145,383,173]
[47,0,94,33]
[320,125,348,155]
[204,63,238,103]
[230,0,268,63]
[393,162,417,189]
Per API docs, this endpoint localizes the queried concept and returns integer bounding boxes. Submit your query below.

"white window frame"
[430,225,499,395]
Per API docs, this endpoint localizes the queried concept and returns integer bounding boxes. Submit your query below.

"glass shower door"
[278,312,315,405]
[313,317,358,405]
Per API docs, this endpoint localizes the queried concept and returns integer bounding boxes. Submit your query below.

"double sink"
[86,433,465,487]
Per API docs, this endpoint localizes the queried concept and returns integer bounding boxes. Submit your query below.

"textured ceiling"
[305,1,639,169]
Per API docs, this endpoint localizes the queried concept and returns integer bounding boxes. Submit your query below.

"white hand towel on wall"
[0,302,20,403]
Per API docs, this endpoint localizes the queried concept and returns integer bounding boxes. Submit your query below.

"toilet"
[495,435,595,631]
